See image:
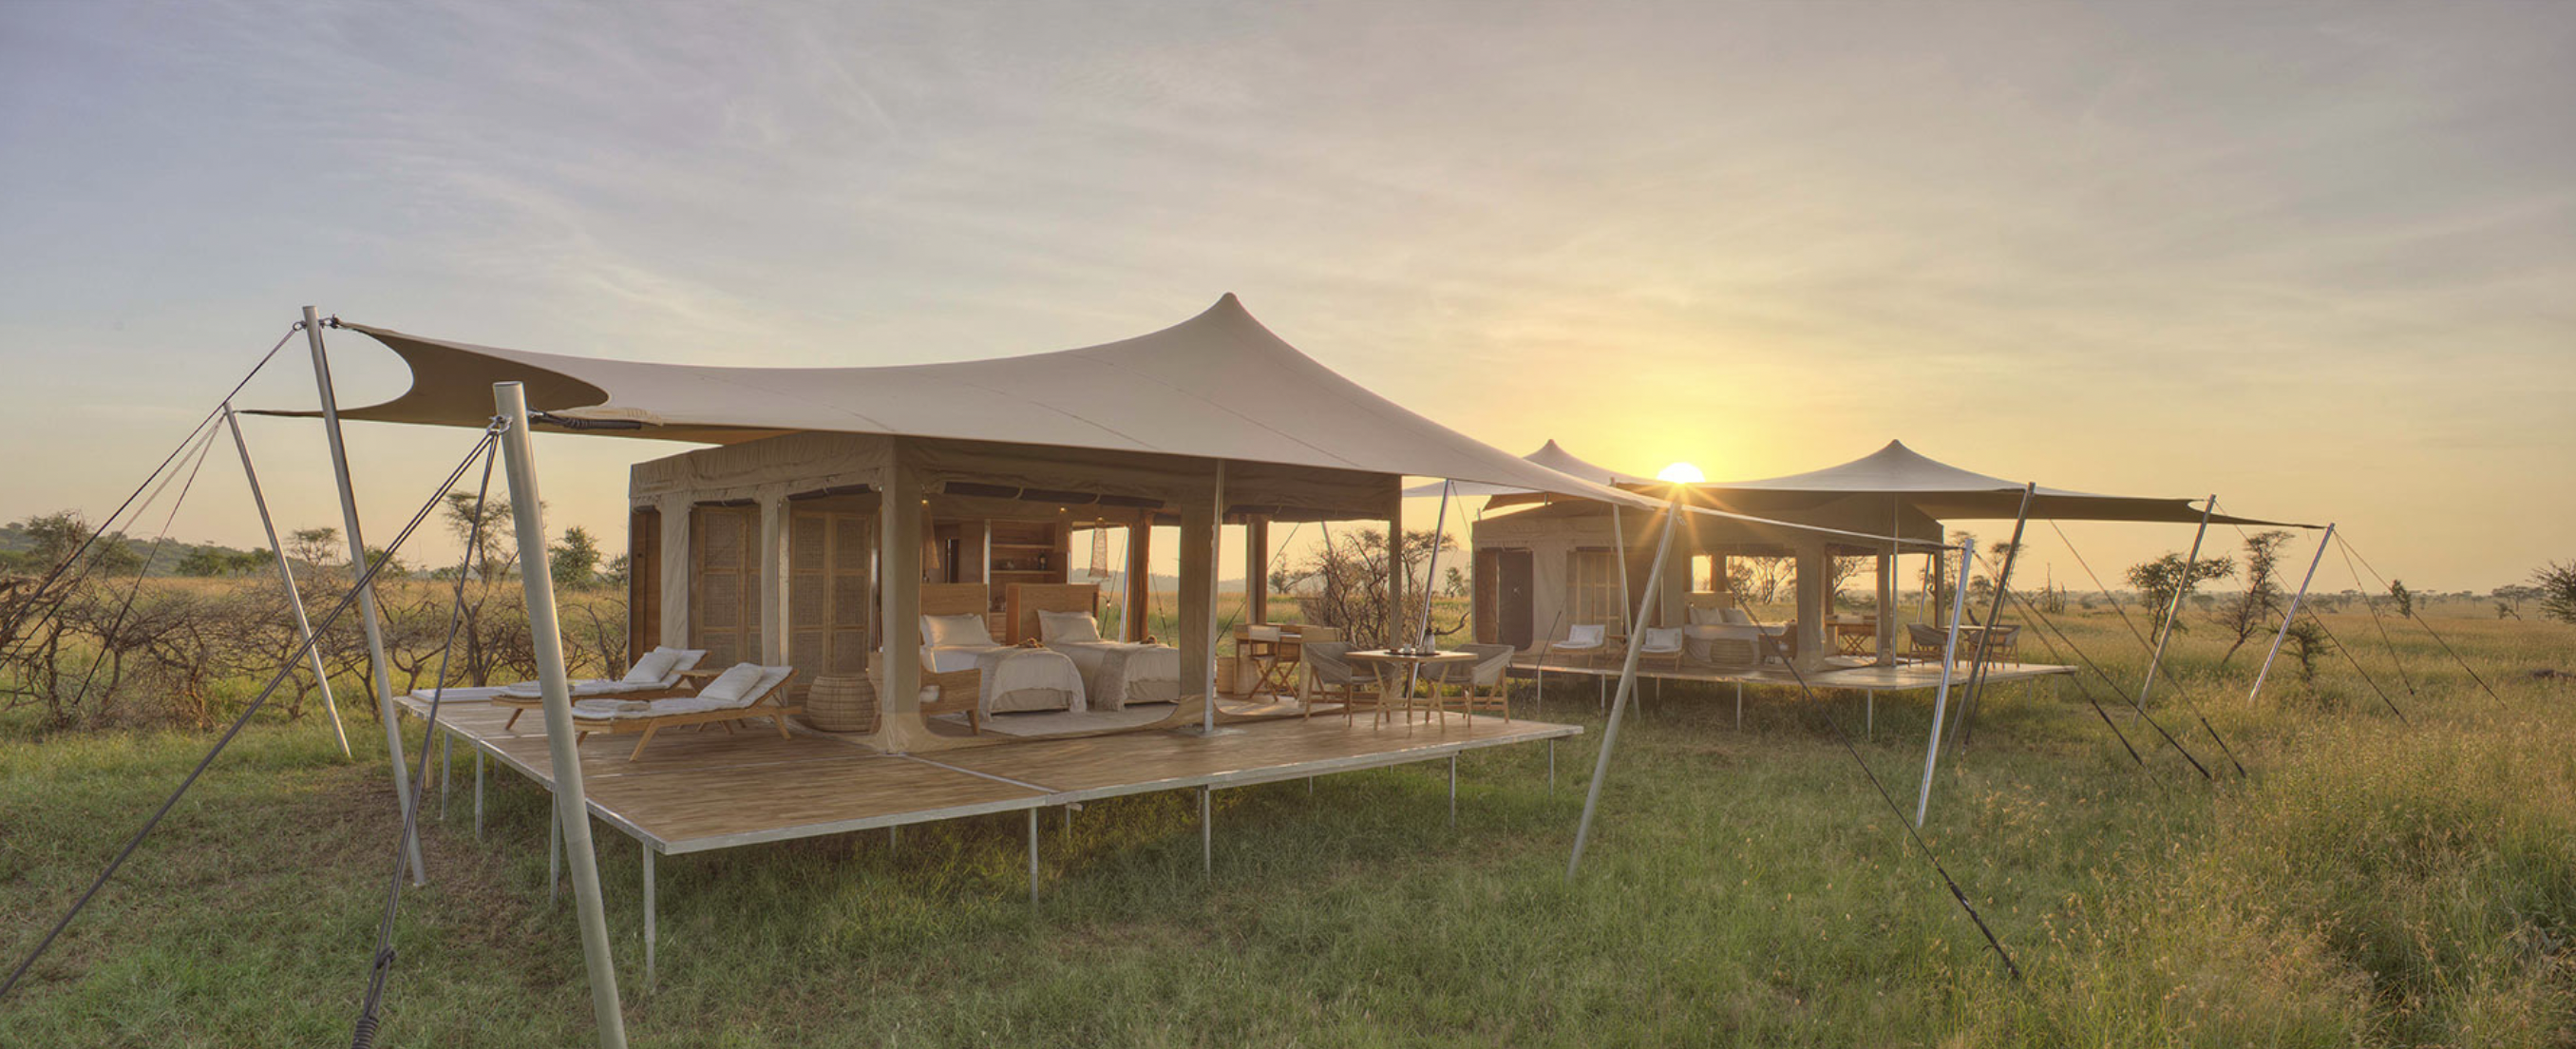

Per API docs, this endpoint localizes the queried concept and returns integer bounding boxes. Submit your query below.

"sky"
[2,0,2570,592]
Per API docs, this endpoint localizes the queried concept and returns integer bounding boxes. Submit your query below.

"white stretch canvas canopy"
[1701,440,2295,525]
[1401,439,1654,497]
[269,296,1651,508]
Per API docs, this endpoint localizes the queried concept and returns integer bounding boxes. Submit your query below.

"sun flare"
[1657,462,1705,484]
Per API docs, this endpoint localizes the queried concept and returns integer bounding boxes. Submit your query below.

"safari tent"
[1467,440,2282,672]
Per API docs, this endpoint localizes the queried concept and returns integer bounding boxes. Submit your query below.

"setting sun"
[1657,462,1706,484]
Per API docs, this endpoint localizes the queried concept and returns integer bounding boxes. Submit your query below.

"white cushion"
[622,648,682,684]
[1563,623,1606,647]
[922,613,994,648]
[1686,606,1723,626]
[1721,607,1754,626]
[1038,610,1103,643]
[1641,627,1684,653]
[696,663,764,705]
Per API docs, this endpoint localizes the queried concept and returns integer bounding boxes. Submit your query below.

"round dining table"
[1344,648,1477,724]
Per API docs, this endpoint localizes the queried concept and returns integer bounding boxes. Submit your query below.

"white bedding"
[921,644,1087,715]
[1046,640,1179,710]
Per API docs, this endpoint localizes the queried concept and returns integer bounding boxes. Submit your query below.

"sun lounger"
[568,663,801,760]
[497,646,708,730]
[1544,622,1613,667]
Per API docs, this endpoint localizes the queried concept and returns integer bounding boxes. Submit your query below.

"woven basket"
[805,673,878,733]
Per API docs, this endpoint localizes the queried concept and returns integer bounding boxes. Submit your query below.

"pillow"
[622,647,682,684]
[1641,627,1684,651]
[921,613,994,648]
[1720,607,1754,626]
[1565,623,1606,646]
[694,663,765,705]
[1038,610,1103,643]
[1686,606,1723,626]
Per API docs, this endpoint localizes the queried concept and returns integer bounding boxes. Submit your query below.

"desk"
[1831,621,1876,657]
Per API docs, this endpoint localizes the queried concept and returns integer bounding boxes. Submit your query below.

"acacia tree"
[2126,551,2236,635]
[286,526,340,571]
[551,524,602,589]
[1741,555,1790,603]
[1278,527,1456,646]
[2535,561,2576,625]
[2214,530,2296,664]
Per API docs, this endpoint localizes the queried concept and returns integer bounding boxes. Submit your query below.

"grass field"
[3,604,2571,1046]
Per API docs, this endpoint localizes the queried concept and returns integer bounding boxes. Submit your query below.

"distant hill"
[0,523,275,579]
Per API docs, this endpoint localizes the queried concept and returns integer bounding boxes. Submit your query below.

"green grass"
[4,608,2572,1046]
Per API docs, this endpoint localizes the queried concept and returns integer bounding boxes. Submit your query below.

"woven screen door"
[691,505,759,667]
[787,505,874,696]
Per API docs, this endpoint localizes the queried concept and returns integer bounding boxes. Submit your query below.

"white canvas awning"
[260,296,1655,509]
[1703,440,2299,525]
[1400,439,1655,497]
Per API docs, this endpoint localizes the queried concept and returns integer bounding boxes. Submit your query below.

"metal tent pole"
[1951,485,2034,750]
[641,844,655,989]
[1608,501,1634,637]
[1566,493,1680,877]
[1405,481,1453,703]
[221,406,350,758]
[2247,524,2335,704]
[495,381,627,1049]
[2134,495,2215,726]
[1914,539,1975,827]
[302,307,424,884]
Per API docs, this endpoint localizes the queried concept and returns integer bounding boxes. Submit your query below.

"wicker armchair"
[1422,643,1518,722]
[1298,641,1366,720]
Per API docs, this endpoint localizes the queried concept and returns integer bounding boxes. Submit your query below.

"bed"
[1008,582,1179,711]
[919,583,1087,716]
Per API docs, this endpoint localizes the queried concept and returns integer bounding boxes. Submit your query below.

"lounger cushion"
[623,647,682,684]
[1640,627,1684,653]
[1563,623,1606,648]
[1038,610,1102,643]
[696,663,764,705]
[922,613,995,648]
[575,696,736,719]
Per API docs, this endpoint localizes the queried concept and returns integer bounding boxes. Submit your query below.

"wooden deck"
[399,696,1581,855]
[1511,655,2075,694]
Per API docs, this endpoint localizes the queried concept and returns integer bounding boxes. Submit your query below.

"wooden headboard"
[1005,582,1100,644]
[919,582,1006,640]
[1686,591,1739,612]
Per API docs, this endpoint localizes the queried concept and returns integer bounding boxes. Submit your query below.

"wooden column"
[756,486,788,665]
[1179,467,1219,711]
[1123,519,1152,641]
[1245,515,1270,624]
[1793,537,1828,673]
[1875,546,1898,666]
[874,442,925,746]
[656,494,691,648]
[1658,512,1690,628]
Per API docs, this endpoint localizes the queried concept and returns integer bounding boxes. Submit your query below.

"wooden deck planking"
[582,754,1046,849]
[400,696,1577,854]
[921,715,1576,800]
[1511,658,2074,693]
